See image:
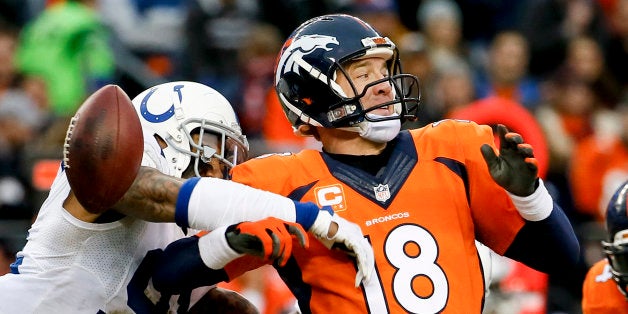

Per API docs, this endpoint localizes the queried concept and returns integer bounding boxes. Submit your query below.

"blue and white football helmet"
[602,180,628,299]
[132,81,248,178]
[274,14,421,133]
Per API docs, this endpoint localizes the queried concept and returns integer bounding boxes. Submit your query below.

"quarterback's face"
[336,57,395,116]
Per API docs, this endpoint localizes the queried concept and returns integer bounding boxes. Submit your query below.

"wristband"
[294,201,326,230]
[198,225,244,269]
[175,177,201,228]
[508,179,553,221]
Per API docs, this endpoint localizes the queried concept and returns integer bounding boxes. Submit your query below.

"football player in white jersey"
[0,81,374,313]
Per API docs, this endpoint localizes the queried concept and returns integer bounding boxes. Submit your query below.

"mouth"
[369,105,394,116]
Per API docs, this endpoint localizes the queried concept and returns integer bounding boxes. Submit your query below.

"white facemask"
[358,113,401,143]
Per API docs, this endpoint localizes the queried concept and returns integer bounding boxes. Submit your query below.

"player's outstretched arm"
[480,124,580,274]
[112,166,375,285]
[175,178,375,286]
[152,218,307,294]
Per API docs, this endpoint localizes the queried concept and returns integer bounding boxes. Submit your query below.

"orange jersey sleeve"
[582,259,628,314]
[228,119,526,313]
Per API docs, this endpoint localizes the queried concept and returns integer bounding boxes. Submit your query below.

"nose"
[201,166,224,179]
[372,77,392,95]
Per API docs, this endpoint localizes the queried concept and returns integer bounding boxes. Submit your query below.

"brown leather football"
[63,85,143,213]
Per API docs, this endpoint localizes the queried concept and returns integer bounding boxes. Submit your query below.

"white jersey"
[0,131,193,313]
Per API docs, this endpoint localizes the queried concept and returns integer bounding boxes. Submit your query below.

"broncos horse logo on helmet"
[274,14,421,134]
[275,34,339,87]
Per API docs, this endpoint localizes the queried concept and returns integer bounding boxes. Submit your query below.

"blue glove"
[480,124,539,196]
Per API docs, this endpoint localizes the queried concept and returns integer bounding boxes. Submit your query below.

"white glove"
[310,209,375,287]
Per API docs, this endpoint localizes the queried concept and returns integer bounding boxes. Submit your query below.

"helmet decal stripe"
[140,88,175,123]
[279,93,322,127]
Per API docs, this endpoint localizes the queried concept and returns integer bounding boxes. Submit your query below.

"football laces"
[62,114,80,168]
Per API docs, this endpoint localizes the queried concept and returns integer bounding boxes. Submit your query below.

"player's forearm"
[113,166,184,222]
[505,203,580,274]
[174,177,321,231]
[152,235,230,294]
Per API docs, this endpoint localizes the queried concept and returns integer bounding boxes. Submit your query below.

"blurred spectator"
[416,0,471,75]
[518,0,611,79]
[182,0,260,104]
[14,0,115,117]
[536,78,599,179]
[351,1,409,46]
[258,0,336,38]
[554,35,621,108]
[235,23,282,140]
[474,31,542,111]
[0,21,47,218]
[398,32,438,127]
[98,0,187,81]
[604,0,628,88]
[484,256,549,314]
[219,265,297,314]
[232,22,318,156]
[569,96,628,224]
[431,61,476,118]
[453,0,527,45]
[99,0,186,57]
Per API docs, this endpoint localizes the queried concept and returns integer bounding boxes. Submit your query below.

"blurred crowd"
[0,0,626,313]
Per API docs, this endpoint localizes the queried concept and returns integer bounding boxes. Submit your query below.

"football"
[63,85,143,213]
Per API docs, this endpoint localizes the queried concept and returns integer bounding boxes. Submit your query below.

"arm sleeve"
[174,177,321,231]
[504,202,580,275]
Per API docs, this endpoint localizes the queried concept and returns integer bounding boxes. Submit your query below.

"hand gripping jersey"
[582,259,628,314]
[226,120,526,313]
[0,131,194,313]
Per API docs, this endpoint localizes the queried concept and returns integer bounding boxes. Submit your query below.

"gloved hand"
[225,217,308,267]
[480,124,539,196]
[310,208,375,287]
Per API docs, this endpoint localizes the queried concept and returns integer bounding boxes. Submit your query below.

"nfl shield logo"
[373,184,391,202]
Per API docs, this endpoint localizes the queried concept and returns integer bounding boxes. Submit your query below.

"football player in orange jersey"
[582,180,628,313]
[153,14,579,313]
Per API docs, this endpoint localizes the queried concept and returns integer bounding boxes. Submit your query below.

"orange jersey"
[582,259,628,314]
[227,120,526,313]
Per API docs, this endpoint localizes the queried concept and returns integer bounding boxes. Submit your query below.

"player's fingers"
[267,231,288,266]
[355,269,364,288]
[480,144,499,169]
[524,157,539,172]
[236,223,271,258]
[504,132,523,145]
[270,223,297,266]
[496,124,509,148]
[517,143,534,157]
[287,223,309,248]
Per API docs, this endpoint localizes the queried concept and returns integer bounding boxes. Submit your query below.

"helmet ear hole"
[296,125,316,137]
[277,77,297,102]
[153,134,168,150]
